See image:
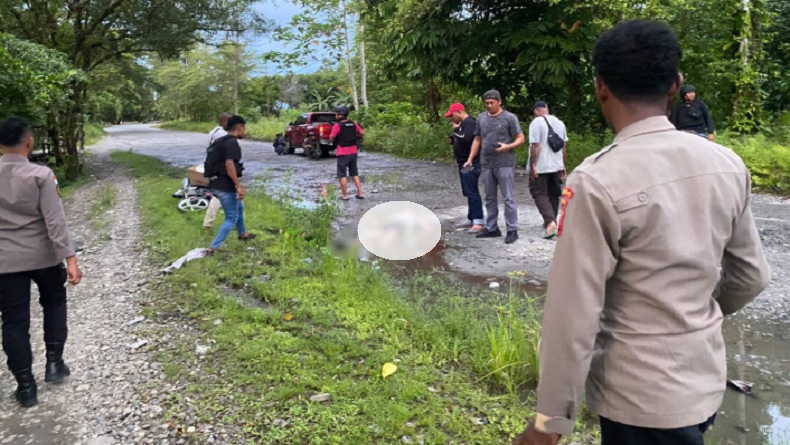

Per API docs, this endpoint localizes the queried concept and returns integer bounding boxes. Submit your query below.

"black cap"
[532,100,548,111]
[483,90,501,101]
[680,84,696,97]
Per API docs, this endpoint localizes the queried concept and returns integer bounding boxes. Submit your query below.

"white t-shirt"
[207,126,228,146]
[528,115,568,174]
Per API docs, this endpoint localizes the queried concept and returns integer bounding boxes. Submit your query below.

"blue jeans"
[210,190,246,250]
[459,162,484,225]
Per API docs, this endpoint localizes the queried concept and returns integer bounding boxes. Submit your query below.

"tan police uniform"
[533,116,771,436]
[0,154,75,272]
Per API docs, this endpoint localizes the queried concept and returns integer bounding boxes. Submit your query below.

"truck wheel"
[320,145,332,158]
[285,138,295,155]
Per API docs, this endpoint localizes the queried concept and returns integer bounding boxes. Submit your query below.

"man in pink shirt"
[329,105,364,200]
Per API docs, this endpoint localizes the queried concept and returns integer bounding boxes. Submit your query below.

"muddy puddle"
[709,317,790,444]
[381,240,546,295]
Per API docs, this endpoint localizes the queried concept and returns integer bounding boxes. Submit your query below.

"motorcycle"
[172,178,213,212]
[303,132,322,160]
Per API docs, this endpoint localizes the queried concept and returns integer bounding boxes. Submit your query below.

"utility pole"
[359,22,368,108]
[341,0,360,111]
[233,29,241,115]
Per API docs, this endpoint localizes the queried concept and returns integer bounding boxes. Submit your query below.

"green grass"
[84,123,106,146]
[111,151,600,444]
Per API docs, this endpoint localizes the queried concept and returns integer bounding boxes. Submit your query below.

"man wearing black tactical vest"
[329,105,364,200]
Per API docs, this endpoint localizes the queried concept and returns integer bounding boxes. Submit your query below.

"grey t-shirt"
[475,110,523,169]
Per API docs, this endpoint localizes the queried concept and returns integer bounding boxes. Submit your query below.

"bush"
[722,132,790,193]
[84,123,106,146]
[364,123,453,161]
[364,121,609,172]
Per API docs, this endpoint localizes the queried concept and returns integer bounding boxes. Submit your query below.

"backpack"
[542,116,565,153]
[204,135,232,178]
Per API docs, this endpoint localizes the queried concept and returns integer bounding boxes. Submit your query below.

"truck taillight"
[319,126,326,137]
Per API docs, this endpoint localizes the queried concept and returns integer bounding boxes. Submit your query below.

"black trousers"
[600,415,716,445]
[0,264,68,373]
[529,171,563,228]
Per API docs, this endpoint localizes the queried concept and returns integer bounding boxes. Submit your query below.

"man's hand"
[237,185,246,200]
[495,142,509,153]
[463,159,473,168]
[512,422,561,445]
[66,257,83,285]
[530,165,539,180]
[452,121,461,130]
[560,168,567,181]
[708,133,716,142]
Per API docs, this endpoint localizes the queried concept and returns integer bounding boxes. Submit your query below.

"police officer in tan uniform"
[513,21,771,445]
[0,117,83,408]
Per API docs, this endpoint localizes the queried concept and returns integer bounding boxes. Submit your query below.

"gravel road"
[0,152,217,444]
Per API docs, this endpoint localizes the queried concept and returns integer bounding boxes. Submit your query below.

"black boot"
[13,369,38,408]
[45,342,71,384]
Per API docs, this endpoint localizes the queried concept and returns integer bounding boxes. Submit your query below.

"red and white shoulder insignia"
[557,187,575,237]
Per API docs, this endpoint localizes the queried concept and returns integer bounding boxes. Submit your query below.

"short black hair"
[226,115,246,131]
[0,116,32,147]
[592,20,682,103]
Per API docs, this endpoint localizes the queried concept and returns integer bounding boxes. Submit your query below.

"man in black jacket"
[671,85,715,141]
[445,103,484,234]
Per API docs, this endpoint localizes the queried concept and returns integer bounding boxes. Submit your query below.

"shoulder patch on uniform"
[53,173,61,196]
[557,187,575,237]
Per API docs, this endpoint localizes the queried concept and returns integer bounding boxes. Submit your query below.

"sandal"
[340,196,350,201]
[238,234,257,241]
[356,195,365,200]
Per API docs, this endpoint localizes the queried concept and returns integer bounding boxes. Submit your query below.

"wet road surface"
[104,124,790,444]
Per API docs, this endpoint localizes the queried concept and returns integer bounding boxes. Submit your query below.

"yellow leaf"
[284,312,293,321]
[382,362,397,379]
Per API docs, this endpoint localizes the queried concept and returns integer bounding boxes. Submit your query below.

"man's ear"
[668,73,682,98]
[594,78,608,104]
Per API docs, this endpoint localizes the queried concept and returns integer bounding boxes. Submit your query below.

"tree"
[363,0,776,132]
[279,74,307,108]
[264,0,367,110]
[0,0,268,178]
[0,33,84,165]
[154,45,256,122]
[762,0,789,114]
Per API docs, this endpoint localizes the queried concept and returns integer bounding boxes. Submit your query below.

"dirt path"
[0,152,166,444]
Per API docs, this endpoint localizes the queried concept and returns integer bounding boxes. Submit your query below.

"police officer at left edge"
[0,116,83,408]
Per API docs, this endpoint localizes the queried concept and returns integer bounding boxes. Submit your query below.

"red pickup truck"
[284,112,337,157]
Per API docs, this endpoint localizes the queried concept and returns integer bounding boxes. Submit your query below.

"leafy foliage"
[154,45,258,122]
[0,0,268,178]
[0,33,84,122]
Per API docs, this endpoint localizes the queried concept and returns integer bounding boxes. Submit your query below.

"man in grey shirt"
[464,90,526,244]
[0,117,83,408]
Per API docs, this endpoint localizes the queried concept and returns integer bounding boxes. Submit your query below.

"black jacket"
[671,100,715,135]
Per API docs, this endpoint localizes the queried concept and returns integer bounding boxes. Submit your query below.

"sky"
[247,1,325,76]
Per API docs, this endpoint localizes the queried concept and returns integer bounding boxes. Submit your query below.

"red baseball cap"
[444,103,465,118]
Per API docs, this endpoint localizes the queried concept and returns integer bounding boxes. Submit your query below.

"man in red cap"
[445,103,484,233]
